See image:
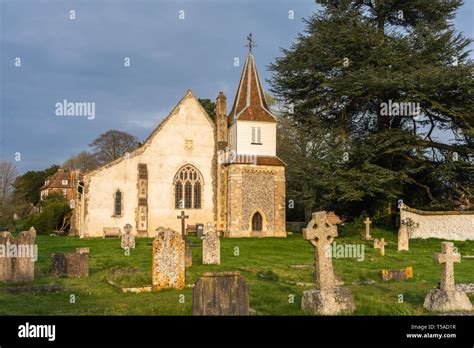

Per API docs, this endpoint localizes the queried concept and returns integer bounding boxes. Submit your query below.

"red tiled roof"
[41,169,82,190]
[228,54,277,124]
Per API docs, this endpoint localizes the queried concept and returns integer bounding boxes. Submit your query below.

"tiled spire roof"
[228,53,276,124]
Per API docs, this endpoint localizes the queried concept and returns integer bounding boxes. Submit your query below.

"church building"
[71,49,286,238]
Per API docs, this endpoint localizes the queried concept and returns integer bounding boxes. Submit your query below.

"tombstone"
[185,240,193,267]
[373,238,387,256]
[51,248,89,278]
[202,223,220,265]
[380,267,413,281]
[300,211,355,315]
[121,223,136,250]
[0,232,15,282]
[152,227,185,290]
[0,231,36,283]
[363,217,372,240]
[76,247,90,255]
[397,224,409,251]
[196,223,204,238]
[423,242,472,312]
[28,226,36,238]
[192,272,249,315]
[14,231,37,282]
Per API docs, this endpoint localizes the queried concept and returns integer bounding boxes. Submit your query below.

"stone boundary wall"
[400,204,474,241]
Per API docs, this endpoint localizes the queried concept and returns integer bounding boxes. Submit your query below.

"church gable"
[77,90,217,237]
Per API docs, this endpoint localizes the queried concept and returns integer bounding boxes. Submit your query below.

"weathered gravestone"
[28,226,36,238]
[380,267,413,281]
[51,248,89,277]
[301,211,355,315]
[0,230,36,282]
[423,242,472,312]
[152,227,185,290]
[397,224,409,251]
[192,272,249,315]
[121,223,136,250]
[364,217,372,240]
[374,238,387,256]
[202,223,220,265]
[185,240,193,267]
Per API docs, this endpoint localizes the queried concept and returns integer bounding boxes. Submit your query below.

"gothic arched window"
[252,211,263,232]
[174,165,203,209]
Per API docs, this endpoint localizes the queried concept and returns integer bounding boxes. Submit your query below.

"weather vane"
[245,33,257,53]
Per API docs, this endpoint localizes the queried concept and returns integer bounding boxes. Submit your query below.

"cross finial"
[245,33,257,53]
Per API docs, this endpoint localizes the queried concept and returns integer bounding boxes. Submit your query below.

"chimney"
[216,92,228,148]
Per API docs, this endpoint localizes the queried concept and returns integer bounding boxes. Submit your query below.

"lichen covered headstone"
[300,211,355,315]
[423,242,472,312]
[51,248,89,278]
[202,223,220,265]
[121,223,135,250]
[152,227,185,290]
[192,272,249,315]
[380,267,413,281]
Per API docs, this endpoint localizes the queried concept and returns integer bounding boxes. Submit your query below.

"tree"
[271,0,473,219]
[0,160,17,203]
[63,151,99,172]
[12,165,59,207]
[198,98,216,121]
[0,161,18,229]
[89,130,139,164]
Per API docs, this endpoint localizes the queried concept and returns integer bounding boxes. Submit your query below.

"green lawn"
[0,225,473,315]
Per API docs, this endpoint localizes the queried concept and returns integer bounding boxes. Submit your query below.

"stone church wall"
[78,93,216,237]
[226,164,285,237]
[400,204,474,241]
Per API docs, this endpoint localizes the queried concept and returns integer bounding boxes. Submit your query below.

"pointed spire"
[228,46,276,124]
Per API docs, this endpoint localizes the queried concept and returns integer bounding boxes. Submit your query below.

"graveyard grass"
[1,224,473,315]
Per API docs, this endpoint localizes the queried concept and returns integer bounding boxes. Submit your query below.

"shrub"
[23,195,71,235]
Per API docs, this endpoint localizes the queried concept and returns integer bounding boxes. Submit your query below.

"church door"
[251,212,263,233]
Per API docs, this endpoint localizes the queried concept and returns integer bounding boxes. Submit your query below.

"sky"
[1,0,473,173]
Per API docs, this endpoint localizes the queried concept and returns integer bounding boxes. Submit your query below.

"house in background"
[40,168,82,202]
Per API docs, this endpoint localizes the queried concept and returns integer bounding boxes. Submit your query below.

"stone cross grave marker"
[177,210,189,239]
[436,242,460,292]
[152,227,185,290]
[302,211,338,290]
[423,242,472,312]
[374,238,387,256]
[301,211,355,315]
[202,223,220,265]
[364,217,372,240]
[177,211,192,267]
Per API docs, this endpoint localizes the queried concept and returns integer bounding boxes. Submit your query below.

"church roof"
[228,54,277,124]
